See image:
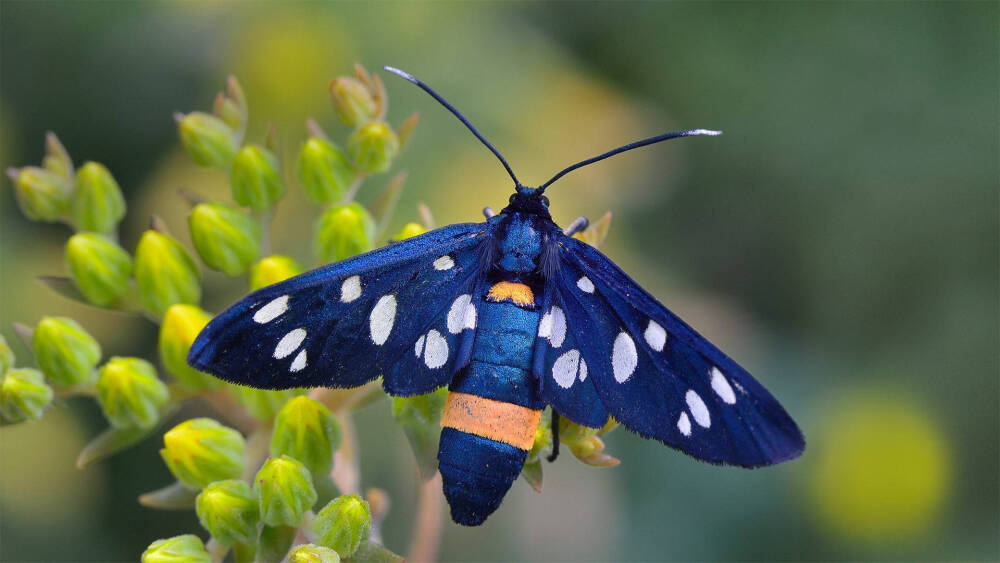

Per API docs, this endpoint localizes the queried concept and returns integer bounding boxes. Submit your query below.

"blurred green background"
[1,2,996,561]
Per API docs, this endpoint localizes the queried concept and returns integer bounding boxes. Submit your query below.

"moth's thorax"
[490,211,556,276]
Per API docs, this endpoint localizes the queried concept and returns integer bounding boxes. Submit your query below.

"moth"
[189,66,805,526]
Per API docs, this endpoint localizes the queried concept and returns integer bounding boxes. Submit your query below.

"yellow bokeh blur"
[808,389,951,544]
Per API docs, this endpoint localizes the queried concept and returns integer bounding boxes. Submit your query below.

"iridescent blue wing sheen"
[188,223,488,396]
[544,234,805,467]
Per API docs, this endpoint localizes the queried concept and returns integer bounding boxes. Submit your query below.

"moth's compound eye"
[540,196,550,207]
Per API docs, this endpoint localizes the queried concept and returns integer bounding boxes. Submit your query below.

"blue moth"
[189,66,805,526]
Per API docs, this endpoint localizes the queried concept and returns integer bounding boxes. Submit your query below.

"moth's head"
[501,185,551,217]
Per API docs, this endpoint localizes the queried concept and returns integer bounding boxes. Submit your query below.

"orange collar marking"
[486,281,535,307]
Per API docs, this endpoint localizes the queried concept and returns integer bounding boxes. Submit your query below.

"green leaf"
[520,457,543,493]
[139,480,200,510]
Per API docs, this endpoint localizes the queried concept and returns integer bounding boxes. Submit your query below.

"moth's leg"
[483,207,496,219]
[563,216,589,237]
[547,410,560,462]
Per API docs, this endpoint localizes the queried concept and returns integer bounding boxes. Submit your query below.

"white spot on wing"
[433,255,454,271]
[644,320,666,352]
[254,295,289,324]
[577,276,595,293]
[579,357,588,382]
[275,328,307,359]
[340,276,362,303]
[711,366,737,404]
[369,295,396,345]
[686,390,711,428]
[290,350,307,372]
[677,412,692,436]
[447,294,472,334]
[552,349,581,389]
[538,311,552,338]
[464,302,477,330]
[549,307,567,348]
[423,329,449,369]
[414,335,425,357]
[612,332,637,383]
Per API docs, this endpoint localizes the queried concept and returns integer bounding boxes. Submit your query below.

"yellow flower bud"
[96,357,168,429]
[9,166,73,222]
[231,145,285,211]
[249,255,304,291]
[72,161,126,234]
[347,122,399,174]
[271,396,341,475]
[32,316,101,387]
[0,334,15,374]
[255,455,317,527]
[313,494,371,558]
[289,544,341,563]
[314,202,376,263]
[142,534,211,563]
[134,230,201,317]
[178,111,238,169]
[159,304,220,391]
[196,479,259,546]
[0,368,53,423]
[64,233,133,306]
[298,137,355,204]
[329,77,377,128]
[229,385,302,420]
[188,202,260,276]
[160,418,246,489]
[394,222,427,241]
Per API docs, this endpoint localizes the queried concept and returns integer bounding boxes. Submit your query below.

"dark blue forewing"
[189,223,488,395]
[544,234,804,467]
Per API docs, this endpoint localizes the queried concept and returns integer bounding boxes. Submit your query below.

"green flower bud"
[347,122,399,174]
[313,494,371,558]
[71,161,126,234]
[0,368,53,423]
[314,202,375,263]
[298,137,356,204]
[9,166,72,222]
[0,334,15,375]
[249,255,304,291]
[229,385,302,420]
[64,233,133,306]
[134,230,201,317]
[96,357,168,429]
[159,304,220,390]
[289,544,341,563]
[271,396,341,475]
[330,77,377,128]
[255,455,317,527]
[161,418,246,489]
[141,534,211,563]
[231,144,285,211]
[195,479,259,546]
[394,222,427,241]
[188,202,260,276]
[31,316,101,387]
[178,111,238,169]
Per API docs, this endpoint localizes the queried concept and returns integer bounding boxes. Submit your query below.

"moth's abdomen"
[437,282,543,526]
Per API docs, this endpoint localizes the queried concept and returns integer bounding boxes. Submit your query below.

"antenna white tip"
[382,66,416,83]
[690,129,723,136]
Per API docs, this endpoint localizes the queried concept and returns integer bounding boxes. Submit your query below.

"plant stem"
[330,410,360,495]
[406,471,444,563]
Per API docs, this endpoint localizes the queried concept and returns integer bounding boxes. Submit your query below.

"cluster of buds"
[0,334,53,424]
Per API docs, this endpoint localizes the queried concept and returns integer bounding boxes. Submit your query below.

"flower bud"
[134,230,201,317]
[177,111,238,169]
[141,534,211,563]
[188,202,260,276]
[229,385,301,420]
[0,334,15,375]
[314,202,376,263]
[271,396,341,475]
[290,544,341,563]
[298,137,356,204]
[347,122,399,174]
[249,255,304,291]
[0,368,53,423]
[231,144,285,211]
[159,304,220,390]
[313,494,371,558]
[255,455,317,527]
[64,233,133,306]
[394,222,427,241]
[161,418,246,489]
[31,316,101,387]
[96,357,168,429]
[71,161,126,234]
[9,166,72,222]
[330,77,377,127]
[195,479,259,546]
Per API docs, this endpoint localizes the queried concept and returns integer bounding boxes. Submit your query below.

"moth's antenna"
[538,129,722,193]
[383,66,522,188]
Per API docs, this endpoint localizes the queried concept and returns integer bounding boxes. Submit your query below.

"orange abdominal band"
[487,281,535,307]
[442,392,542,450]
